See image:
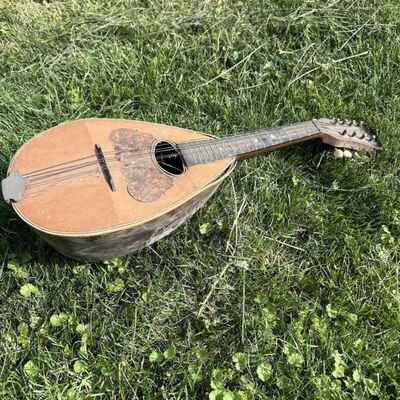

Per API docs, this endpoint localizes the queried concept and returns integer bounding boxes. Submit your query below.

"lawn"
[0,0,400,399]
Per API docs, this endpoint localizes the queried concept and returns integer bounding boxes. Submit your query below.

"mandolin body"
[4,117,378,260]
[8,119,235,260]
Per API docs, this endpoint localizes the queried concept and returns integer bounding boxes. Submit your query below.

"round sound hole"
[154,141,185,176]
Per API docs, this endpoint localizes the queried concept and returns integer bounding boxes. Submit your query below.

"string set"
[22,125,306,188]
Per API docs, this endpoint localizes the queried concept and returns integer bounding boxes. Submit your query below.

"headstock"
[313,118,380,153]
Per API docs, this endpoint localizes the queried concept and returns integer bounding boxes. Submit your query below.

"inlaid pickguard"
[110,128,173,202]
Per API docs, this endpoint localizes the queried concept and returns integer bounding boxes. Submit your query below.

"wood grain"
[10,119,234,236]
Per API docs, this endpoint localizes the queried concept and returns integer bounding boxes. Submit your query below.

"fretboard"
[178,121,321,166]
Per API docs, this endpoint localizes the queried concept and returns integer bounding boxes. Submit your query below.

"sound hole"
[154,141,185,176]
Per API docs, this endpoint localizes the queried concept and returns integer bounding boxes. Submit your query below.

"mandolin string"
[27,156,119,182]
[27,152,184,186]
[24,142,228,185]
[23,154,108,177]
[25,125,353,189]
[23,137,235,179]
[21,128,282,178]
[30,124,317,177]
[24,149,169,182]
[26,161,118,188]
[22,136,246,184]
[26,156,182,188]
[26,156,185,193]
[26,170,104,197]
[23,130,269,177]
[23,126,310,184]
[26,144,200,186]
[27,167,100,190]
[23,145,177,179]
[22,139,188,177]
[28,162,116,184]
[26,151,180,185]
[23,150,122,178]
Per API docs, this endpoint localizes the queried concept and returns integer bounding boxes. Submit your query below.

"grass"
[0,0,400,398]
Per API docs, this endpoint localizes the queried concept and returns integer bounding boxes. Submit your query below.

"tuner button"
[361,121,369,131]
[343,150,353,159]
[338,119,344,124]
[346,119,352,125]
[353,120,358,126]
[334,149,344,159]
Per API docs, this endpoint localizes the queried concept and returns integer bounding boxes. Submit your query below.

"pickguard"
[110,128,173,202]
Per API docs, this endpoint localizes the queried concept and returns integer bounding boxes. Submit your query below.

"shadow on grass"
[0,202,58,264]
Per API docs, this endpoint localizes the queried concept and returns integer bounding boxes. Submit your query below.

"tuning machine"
[333,149,353,159]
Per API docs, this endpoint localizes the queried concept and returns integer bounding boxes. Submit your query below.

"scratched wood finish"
[36,182,225,261]
[10,119,235,236]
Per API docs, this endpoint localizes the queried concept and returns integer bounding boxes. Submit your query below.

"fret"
[196,148,205,164]
[203,142,212,163]
[219,141,230,158]
[215,142,224,160]
[191,148,200,165]
[225,141,235,158]
[178,120,321,166]
[211,142,221,161]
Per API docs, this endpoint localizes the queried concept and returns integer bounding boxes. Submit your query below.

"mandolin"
[1,118,379,260]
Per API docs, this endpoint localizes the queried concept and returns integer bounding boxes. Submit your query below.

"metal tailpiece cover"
[1,171,26,203]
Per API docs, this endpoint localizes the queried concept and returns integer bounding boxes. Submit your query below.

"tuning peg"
[358,132,365,139]
[338,119,344,125]
[334,149,344,159]
[345,119,352,125]
[353,120,359,126]
[343,150,353,158]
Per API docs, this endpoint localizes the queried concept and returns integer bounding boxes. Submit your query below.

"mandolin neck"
[179,120,321,166]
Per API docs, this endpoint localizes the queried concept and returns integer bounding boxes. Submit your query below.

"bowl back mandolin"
[1,118,379,260]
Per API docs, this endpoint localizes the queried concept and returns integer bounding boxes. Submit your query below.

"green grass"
[1,0,400,398]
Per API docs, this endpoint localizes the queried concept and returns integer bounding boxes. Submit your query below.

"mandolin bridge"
[95,144,116,192]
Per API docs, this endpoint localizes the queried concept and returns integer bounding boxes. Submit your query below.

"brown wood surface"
[10,119,234,236]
